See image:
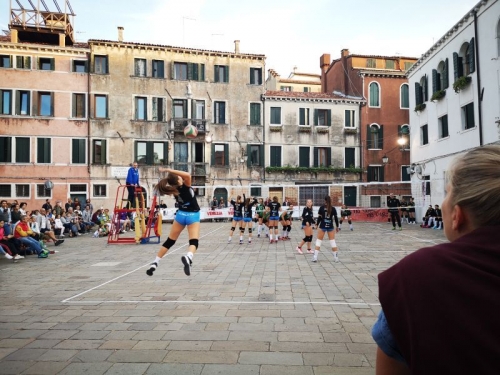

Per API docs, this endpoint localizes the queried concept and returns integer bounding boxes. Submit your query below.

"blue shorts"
[243,217,252,223]
[232,217,242,222]
[269,216,279,221]
[319,227,334,232]
[174,210,200,226]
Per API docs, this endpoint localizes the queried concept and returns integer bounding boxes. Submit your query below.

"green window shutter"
[187,63,194,80]
[72,139,78,163]
[37,138,43,163]
[299,108,305,125]
[313,109,318,125]
[299,147,309,167]
[26,56,31,69]
[170,62,175,79]
[326,148,331,166]
[50,58,55,71]
[366,125,372,149]
[16,56,21,68]
[247,144,251,167]
[192,63,199,81]
[225,66,229,83]
[432,69,438,94]
[105,56,109,74]
[101,140,107,164]
[422,75,428,102]
[378,125,384,149]
[453,52,459,81]
[134,60,139,76]
[327,110,331,126]
[191,99,196,119]
[72,93,76,117]
[443,58,449,89]
[16,137,30,163]
[200,64,205,81]
[469,38,475,74]
[224,144,229,166]
[84,60,88,73]
[37,57,41,70]
[50,92,54,116]
[214,65,219,82]
[0,137,12,162]
[414,82,421,105]
[313,147,318,167]
[158,61,164,78]
[259,145,264,166]
[380,166,385,182]
[344,110,350,127]
[211,144,215,165]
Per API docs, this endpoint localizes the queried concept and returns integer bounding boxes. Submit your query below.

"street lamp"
[382,136,407,164]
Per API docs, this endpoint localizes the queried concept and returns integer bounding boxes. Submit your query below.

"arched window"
[436,60,449,90]
[400,84,409,109]
[399,125,410,150]
[369,82,380,107]
[367,124,383,149]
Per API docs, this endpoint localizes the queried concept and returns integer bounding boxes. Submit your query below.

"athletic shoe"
[350,228,353,231]
[296,247,303,254]
[55,240,64,246]
[181,255,192,276]
[14,254,24,260]
[239,240,243,245]
[307,249,314,254]
[312,256,318,262]
[146,262,157,276]
[333,253,339,263]
[227,239,232,243]
[392,227,396,230]
[257,234,261,238]
[38,252,48,258]
[4,253,13,260]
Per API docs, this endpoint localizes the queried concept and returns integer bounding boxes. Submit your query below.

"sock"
[228,236,232,241]
[154,256,161,264]
[333,251,338,257]
[350,224,353,229]
[187,252,193,260]
[239,235,243,241]
[314,250,319,257]
[258,225,262,234]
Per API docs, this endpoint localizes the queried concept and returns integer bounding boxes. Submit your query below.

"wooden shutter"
[224,144,229,166]
[16,56,22,68]
[423,75,428,102]
[313,147,318,167]
[432,69,438,93]
[366,125,372,149]
[192,63,199,81]
[453,52,462,81]
[378,125,384,149]
[327,110,331,126]
[249,68,254,84]
[299,147,309,167]
[16,137,30,163]
[443,58,449,89]
[414,82,421,105]
[187,63,194,80]
[299,108,305,125]
[344,110,350,127]
[214,65,219,83]
[379,166,385,182]
[469,38,475,73]
[50,58,55,71]
[247,144,252,167]
[225,66,229,83]
[101,140,107,164]
[158,60,165,78]
[326,148,331,166]
[170,62,175,80]
[211,144,215,165]
[200,64,205,81]
[259,145,264,167]
[313,109,318,125]
[191,99,196,119]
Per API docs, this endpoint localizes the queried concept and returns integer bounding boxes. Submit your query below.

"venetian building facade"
[266,68,321,93]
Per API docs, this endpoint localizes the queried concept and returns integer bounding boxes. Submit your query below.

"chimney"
[341,48,350,58]
[118,27,124,42]
[320,53,331,71]
[234,40,240,54]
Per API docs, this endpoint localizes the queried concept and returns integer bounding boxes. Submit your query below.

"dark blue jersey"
[268,202,281,217]
[317,205,339,229]
[302,206,315,225]
[243,199,258,219]
[175,184,200,212]
[231,200,244,218]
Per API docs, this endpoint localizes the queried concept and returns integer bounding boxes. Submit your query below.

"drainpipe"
[473,10,483,146]
[87,51,91,175]
[262,93,266,183]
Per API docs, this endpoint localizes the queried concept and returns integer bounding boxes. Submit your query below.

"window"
[173,99,187,119]
[299,147,310,167]
[92,139,107,165]
[135,97,147,120]
[433,60,449,93]
[370,196,381,208]
[16,184,30,198]
[462,103,475,130]
[94,55,108,74]
[250,186,262,197]
[134,58,146,77]
[303,87,310,92]
[314,109,331,126]
[16,56,31,69]
[192,100,205,120]
[152,60,164,78]
[135,141,168,165]
[385,60,395,69]
[0,55,12,68]
[152,97,165,121]
[94,95,108,118]
[344,110,355,128]
[16,90,30,116]
[415,75,428,104]
[246,145,263,167]
[15,137,30,163]
[314,147,331,167]
[0,90,12,115]
[454,39,475,80]
[36,184,51,198]
[172,62,204,81]
[72,139,86,164]
[401,166,411,182]
[404,62,414,71]
[214,101,226,124]
[367,166,384,182]
[37,138,51,163]
[38,57,54,71]
[211,143,228,166]
[367,124,383,149]
[438,115,449,138]
[369,82,380,107]
[38,92,54,116]
[345,148,355,168]
[93,184,107,197]
[250,103,261,125]
[420,125,429,146]
[0,137,12,162]
[366,58,376,68]
[0,184,12,197]
[270,107,281,125]
[72,93,86,118]
[280,86,292,91]
[72,60,87,73]
[250,67,262,85]
[214,65,229,83]
[172,62,186,80]
[270,146,281,167]
[400,84,409,109]
[399,125,410,149]
[299,186,328,206]
[299,108,310,126]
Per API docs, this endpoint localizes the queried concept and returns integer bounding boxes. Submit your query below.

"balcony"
[170,118,207,134]
[171,162,208,176]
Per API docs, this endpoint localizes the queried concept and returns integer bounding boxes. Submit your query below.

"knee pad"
[240,227,245,233]
[315,239,322,248]
[307,235,313,242]
[231,226,236,232]
[348,220,352,224]
[303,236,308,242]
[329,240,337,248]
[248,228,252,233]
[287,225,291,232]
[162,237,176,249]
[253,218,258,223]
[188,238,199,250]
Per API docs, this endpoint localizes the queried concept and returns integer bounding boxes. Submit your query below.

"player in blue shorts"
[228,196,244,243]
[267,196,281,243]
[146,167,200,277]
[241,195,258,244]
[313,195,339,263]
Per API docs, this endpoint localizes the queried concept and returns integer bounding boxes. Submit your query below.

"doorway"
[343,186,357,207]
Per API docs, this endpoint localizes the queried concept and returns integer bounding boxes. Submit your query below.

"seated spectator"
[14,215,48,258]
[100,208,112,231]
[37,209,64,246]
[81,205,94,233]
[421,205,436,228]
[53,214,65,238]
[211,197,218,210]
[42,199,53,212]
[433,204,443,230]
[0,200,11,236]
[61,212,80,237]
[19,202,28,215]
[0,219,23,260]
[218,198,226,208]
[117,209,131,232]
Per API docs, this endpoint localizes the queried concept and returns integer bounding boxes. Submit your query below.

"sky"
[1,0,480,76]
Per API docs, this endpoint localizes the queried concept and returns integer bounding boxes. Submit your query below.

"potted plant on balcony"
[452,76,472,93]
[414,103,426,112]
[431,90,446,102]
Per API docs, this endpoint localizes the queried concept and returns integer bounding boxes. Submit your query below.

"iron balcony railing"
[171,162,208,176]
[170,118,207,134]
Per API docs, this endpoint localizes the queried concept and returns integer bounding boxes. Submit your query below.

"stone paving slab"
[0,221,446,374]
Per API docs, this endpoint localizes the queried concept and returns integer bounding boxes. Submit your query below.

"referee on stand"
[387,193,402,231]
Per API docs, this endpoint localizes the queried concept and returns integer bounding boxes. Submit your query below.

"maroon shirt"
[379,225,500,374]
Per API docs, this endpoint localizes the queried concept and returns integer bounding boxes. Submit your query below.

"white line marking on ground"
[61,225,226,303]
[62,300,381,306]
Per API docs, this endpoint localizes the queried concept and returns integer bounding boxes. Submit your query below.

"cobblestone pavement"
[0,221,447,375]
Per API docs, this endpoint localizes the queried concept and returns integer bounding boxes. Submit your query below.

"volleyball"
[183,124,198,139]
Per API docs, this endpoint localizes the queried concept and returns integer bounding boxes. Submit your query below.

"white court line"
[61,300,381,307]
[61,225,226,303]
